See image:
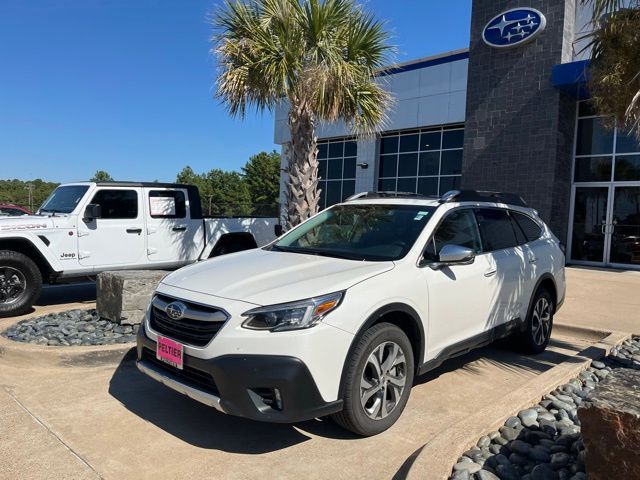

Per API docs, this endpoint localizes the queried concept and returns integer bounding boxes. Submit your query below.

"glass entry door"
[609,186,640,267]
[570,185,640,268]
[570,187,609,263]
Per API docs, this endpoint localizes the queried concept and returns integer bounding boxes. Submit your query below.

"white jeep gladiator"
[0,181,278,317]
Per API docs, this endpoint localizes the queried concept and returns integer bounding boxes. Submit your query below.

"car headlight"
[241,291,344,332]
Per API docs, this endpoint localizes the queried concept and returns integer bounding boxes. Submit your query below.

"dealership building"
[275,0,640,270]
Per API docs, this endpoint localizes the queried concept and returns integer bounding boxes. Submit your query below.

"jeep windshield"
[271,204,436,261]
[39,185,89,214]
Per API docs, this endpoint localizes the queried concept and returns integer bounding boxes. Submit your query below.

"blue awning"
[551,60,590,99]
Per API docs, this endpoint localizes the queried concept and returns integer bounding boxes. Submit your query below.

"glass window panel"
[615,155,640,181]
[574,157,612,182]
[420,132,441,151]
[149,190,186,219]
[398,153,419,177]
[397,177,417,193]
[576,117,614,155]
[419,151,440,176]
[90,189,138,219]
[399,134,419,153]
[418,177,438,196]
[578,101,596,117]
[423,209,482,261]
[317,143,328,159]
[327,158,343,179]
[342,180,355,199]
[343,157,357,179]
[344,141,357,157]
[326,181,342,206]
[512,212,543,242]
[318,159,327,179]
[439,176,461,195]
[379,178,396,191]
[380,136,399,154]
[615,130,640,154]
[328,142,344,158]
[442,130,464,149]
[475,208,518,251]
[440,150,463,175]
[379,154,398,178]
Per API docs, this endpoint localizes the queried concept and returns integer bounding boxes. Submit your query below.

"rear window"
[149,190,186,219]
[475,208,518,252]
[512,212,543,242]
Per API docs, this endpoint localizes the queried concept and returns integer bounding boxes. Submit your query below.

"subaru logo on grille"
[482,8,546,48]
[165,301,186,320]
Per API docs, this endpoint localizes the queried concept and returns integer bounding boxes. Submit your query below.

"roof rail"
[439,190,528,207]
[345,191,437,201]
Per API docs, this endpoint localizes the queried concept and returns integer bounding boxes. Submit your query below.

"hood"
[161,248,394,306]
[0,215,55,233]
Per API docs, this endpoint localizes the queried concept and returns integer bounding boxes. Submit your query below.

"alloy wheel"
[360,341,407,420]
[0,267,27,305]
[531,297,552,346]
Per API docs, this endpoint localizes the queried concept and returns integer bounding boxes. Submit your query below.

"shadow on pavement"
[35,282,96,307]
[108,349,358,454]
[414,335,587,386]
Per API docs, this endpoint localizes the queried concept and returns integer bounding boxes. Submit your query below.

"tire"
[516,287,554,354]
[0,250,42,318]
[332,323,414,436]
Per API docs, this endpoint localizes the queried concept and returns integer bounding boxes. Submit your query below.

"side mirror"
[84,204,102,221]
[274,224,283,237]
[428,244,475,270]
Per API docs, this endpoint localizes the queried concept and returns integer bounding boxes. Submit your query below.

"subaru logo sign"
[482,8,546,48]
[165,301,186,320]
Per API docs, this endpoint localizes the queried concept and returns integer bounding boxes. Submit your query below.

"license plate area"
[156,335,184,370]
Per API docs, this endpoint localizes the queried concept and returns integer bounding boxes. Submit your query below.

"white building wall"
[275,49,469,203]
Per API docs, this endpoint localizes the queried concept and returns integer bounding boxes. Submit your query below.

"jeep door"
[420,208,497,353]
[77,187,147,268]
[144,188,201,264]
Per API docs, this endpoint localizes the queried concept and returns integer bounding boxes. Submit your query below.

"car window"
[0,207,23,216]
[423,209,482,261]
[273,204,436,261]
[149,190,186,219]
[509,212,528,245]
[475,208,519,252]
[39,185,89,214]
[90,189,138,219]
[512,211,543,242]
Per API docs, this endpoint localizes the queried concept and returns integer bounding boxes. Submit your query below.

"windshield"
[272,204,436,261]
[39,185,89,214]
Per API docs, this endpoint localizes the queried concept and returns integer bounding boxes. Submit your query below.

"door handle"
[126,228,142,234]
[529,257,537,264]
[172,226,187,232]
[484,269,497,277]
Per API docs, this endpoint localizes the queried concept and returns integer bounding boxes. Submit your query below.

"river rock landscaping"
[2,309,139,346]
[449,335,640,480]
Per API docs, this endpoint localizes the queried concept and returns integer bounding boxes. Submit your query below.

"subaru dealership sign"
[482,8,546,48]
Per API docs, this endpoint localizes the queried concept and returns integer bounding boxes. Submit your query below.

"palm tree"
[212,0,392,229]
[583,0,640,135]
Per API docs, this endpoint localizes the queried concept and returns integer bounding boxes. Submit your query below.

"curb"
[0,304,134,368]
[402,327,629,480]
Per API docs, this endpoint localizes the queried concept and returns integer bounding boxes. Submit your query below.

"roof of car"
[62,181,195,189]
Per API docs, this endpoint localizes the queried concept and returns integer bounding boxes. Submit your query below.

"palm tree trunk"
[285,102,321,230]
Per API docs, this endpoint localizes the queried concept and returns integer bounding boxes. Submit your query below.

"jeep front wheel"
[0,250,42,318]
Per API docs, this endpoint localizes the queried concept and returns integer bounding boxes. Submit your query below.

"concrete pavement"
[0,267,637,480]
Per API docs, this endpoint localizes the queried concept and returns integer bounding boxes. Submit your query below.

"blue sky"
[0,0,471,183]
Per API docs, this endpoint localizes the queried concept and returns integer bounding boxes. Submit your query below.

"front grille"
[149,295,227,347]
[142,347,219,395]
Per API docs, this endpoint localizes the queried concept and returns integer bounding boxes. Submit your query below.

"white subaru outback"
[136,190,566,436]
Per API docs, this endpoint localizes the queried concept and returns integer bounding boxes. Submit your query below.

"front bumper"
[136,326,343,423]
